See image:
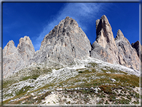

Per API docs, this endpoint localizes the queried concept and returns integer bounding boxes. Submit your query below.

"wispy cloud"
[33,3,108,51]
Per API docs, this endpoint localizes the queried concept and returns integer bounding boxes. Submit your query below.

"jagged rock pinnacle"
[3,40,17,56]
[96,15,115,48]
[91,15,140,70]
[17,36,35,62]
[3,36,35,78]
[115,29,124,40]
[92,15,118,64]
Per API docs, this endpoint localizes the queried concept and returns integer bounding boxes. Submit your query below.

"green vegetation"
[86,62,98,68]
[114,98,130,104]
[3,79,18,88]
[15,86,32,96]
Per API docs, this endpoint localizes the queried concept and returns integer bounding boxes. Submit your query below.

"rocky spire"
[3,40,23,78]
[91,15,118,64]
[96,15,116,48]
[91,15,140,71]
[3,36,35,78]
[17,36,35,62]
[115,29,124,40]
[3,40,18,56]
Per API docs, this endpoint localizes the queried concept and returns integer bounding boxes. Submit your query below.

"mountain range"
[2,15,141,78]
[1,15,141,105]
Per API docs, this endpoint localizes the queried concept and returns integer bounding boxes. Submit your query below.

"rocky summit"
[3,36,35,78]
[2,15,141,77]
[1,15,141,105]
[30,16,91,65]
[91,15,140,71]
[91,15,119,64]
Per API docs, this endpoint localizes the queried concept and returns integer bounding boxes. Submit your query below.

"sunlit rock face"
[91,15,119,64]
[2,15,140,78]
[17,36,35,63]
[115,30,140,70]
[3,36,35,78]
[30,16,91,65]
[91,15,140,71]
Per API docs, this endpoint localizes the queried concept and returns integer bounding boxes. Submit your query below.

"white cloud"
[33,3,107,51]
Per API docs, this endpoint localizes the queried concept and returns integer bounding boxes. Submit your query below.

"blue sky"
[3,2,139,51]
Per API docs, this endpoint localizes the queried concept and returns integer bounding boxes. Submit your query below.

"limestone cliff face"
[2,16,140,78]
[17,36,35,63]
[3,36,35,78]
[91,15,118,64]
[3,40,18,56]
[115,30,140,70]
[30,17,91,65]
[91,15,140,71]
[3,40,24,77]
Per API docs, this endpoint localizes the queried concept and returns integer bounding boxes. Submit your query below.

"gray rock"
[115,30,140,70]
[91,41,113,63]
[3,40,24,78]
[30,16,91,65]
[2,15,140,78]
[3,40,18,56]
[3,36,35,78]
[91,15,140,71]
[17,36,35,63]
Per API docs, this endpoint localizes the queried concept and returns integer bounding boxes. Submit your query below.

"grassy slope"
[2,62,141,105]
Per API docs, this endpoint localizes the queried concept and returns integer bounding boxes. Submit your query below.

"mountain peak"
[3,40,17,56]
[7,40,15,46]
[101,15,109,22]
[17,36,35,62]
[17,36,32,47]
[115,29,124,40]
[33,17,91,65]
[96,15,115,48]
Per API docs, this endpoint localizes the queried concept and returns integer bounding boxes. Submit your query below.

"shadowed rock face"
[30,16,91,65]
[3,36,35,78]
[132,41,142,60]
[91,15,140,71]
